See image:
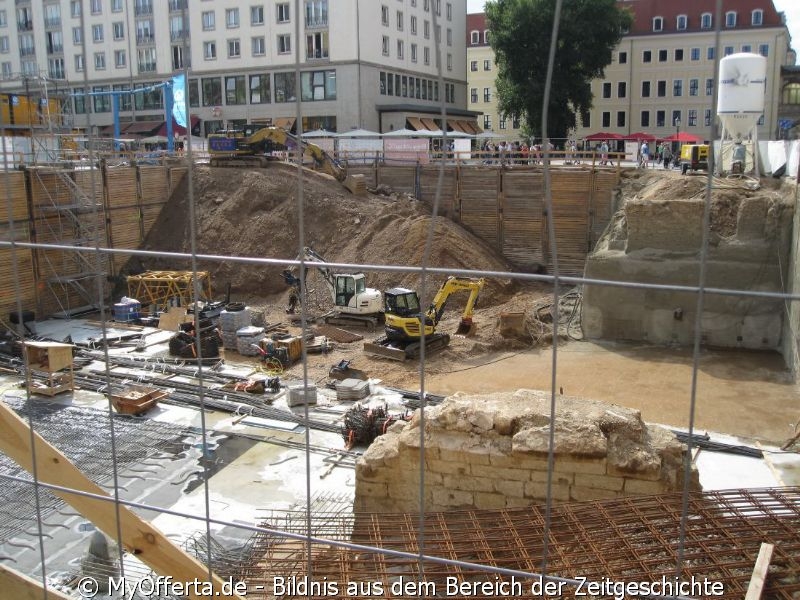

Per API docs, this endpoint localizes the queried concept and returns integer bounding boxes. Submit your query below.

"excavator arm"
[426,276,485,334]
[244,128,346,181]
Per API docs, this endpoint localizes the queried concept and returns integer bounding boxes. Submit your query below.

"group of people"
[479,140,550,166]
[638,141,678,169]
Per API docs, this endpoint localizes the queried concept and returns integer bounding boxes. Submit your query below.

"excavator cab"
[334,274,361,309]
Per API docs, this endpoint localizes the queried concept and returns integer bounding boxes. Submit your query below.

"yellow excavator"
[207,125,345,181]
[364,276,485,361]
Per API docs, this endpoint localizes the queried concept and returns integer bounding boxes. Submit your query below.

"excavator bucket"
[455,318,476,336]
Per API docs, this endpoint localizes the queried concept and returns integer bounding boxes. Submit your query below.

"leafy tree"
[486,0,632,140]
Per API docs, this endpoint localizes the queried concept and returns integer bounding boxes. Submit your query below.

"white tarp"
[766,141,787,175]
[786,140,800,178]
[337,138,383,164]
[383,138,429,165]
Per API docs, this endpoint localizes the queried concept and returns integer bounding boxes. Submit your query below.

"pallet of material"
[335,378,371,401]
[109,384,168,415]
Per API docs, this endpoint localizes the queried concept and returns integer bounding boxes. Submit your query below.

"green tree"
[486,0,632,140]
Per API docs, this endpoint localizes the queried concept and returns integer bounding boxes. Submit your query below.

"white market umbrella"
[301,128,334,138]
[334,128,382,138]
[382,128,423,137]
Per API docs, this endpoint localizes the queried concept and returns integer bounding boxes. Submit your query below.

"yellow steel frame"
[126,270,212,311]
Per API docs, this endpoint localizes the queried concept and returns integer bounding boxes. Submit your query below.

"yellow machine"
[207,125,345,181]
[365,276,485,360]
[679,144,709,174]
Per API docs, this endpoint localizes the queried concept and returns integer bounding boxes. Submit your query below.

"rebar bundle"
[341,403,409,448]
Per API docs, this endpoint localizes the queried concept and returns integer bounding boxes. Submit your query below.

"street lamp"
[673,116,681,160]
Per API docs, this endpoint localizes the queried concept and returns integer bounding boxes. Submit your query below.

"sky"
[466,0,800,52]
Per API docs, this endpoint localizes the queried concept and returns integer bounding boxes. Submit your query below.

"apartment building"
[0,0,475,137]
[467,0,794,143]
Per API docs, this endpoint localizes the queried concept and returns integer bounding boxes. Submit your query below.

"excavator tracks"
[363,334,450,361]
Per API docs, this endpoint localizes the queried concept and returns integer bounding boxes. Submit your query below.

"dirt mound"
[136,163,515,305]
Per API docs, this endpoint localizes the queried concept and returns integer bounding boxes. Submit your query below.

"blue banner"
[172,74,187,128]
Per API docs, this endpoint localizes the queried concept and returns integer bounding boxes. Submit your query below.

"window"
[424,20,430,39]
[137,47,156,72]
[381,36,389,56]
[94,52,106,70]
[602,82,611,99]
[115,49,126,68]
[423,46,430,65]
[225,75,245,104]
[306,31,328,59]
[470,88,477,103]
[411,16,417,35]
[447,28,452,46]
[19,33,34,56]
[252,36,265,56]
[301,70,336,101]
[704,109,712,126]
[112,84,131,110]
[73,27,83,44]
[277,3,290,23]
[470,30,479,45]
[387,73,394,95]
[202,77,222,106]
[381,5,389,26]
[228,39,240,58]
[725,11,736,27]
[251,6,264,25]
[707,47,715,60]
[91,0,102,15]
[724,46,734,56]
[658,49,667,62]
[752,9,763,26]
[619,51,627,64]
[689,79,698,96]
[657,80,666,97]
[250,74,271,104]
[677,15,687,30]
[470,60,477,72]
[203,41,216,59]
[46,31,63,54]
[618,82,626,98]
[701,13,712,29]
[499,115,507,130]
[112,0,123,12]
[113,22,124,40]
[601,112,610,128]
[401,76,407,97]
[136,20,153,43]
[706,78,714,96]
[641,81,651,97]
[483,59,491,71]
[640,111,650,127]
[92,24,103,42]
[171,45,184,70]
[688,110,697,127]
[411,43,417,62]
[397,11,403,31]
[397,39,403,59]
[656,110,665,127]
[617,111,626,127]
[782,83,800,104]
[93,86,111,112]
[70,2,81,18]
[742,45,751,53]
[652,16,663,32]
[0,10,6,27]
[672,111,681,128]
[674,49,683,61]
[202,11,215,31]
[483,115,491,130]
[275,73,297,102]
[226,8,239,28]
[446,53,452,71]
[484,30,490,44]
[643,50,652,63]
[759,44,769,57]
[690,47,700,61]
[379,72,386,95]
[483,87,491,102]
[447,3,452,20]
[74,54,84,71]
[278,34,291,54]
[673,80,682,96]
[424,0,430,12]
[44,4,61,28]
[305,1,328,27]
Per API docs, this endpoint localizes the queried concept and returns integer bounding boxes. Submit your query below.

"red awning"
[407,117,425,131]
[420,117,439,131]
[625,132,657,142]
[662,131,702,143]
[584,132,623,141]
[155,115,201,137]
[123,120,162,135]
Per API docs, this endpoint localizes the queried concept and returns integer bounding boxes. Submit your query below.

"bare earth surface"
[138,164,800,446]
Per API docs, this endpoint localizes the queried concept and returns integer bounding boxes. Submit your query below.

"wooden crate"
[23,341,74,397]
[109,384,167,415]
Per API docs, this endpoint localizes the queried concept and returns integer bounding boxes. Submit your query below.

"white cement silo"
[716,53,767,175]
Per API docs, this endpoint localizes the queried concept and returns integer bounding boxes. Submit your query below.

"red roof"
[466,13,488,46]
[620,0,784,36]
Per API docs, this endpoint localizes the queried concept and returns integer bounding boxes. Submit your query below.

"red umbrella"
[662,131,702,143]
[625,132,657,142]
[584,132,623,141]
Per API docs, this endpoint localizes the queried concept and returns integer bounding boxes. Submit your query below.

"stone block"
[474,491,508,510]
[623,478,667,495]
[553,457,607,475]
[355,481,388,498]
[442,475,495,493]
[426,459,470,476]
[570,486,619,502]
[493,479,525,498]
[606,433,662,480]
[438,448,490,465]
[432,488,474,508]
[471,464,531,482]
[512,423,607,457]
[529,471,572,486]
[491,453,549,470]
[524,479,570,501]
[573,473,624,492]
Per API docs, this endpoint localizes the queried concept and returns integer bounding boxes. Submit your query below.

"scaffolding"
[127,270,212,311]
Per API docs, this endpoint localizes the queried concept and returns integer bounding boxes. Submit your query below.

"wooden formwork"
[502,170,546,270]
[460,168,500,248]
[127,270,212,311]
[418,166,458,218]
[377,166,416,195]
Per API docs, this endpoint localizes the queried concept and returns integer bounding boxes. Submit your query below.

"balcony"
[20,46,36,56]
[305,17,328,28]
[48,68,65,80]
[136,34,155,46]
[47,44,63,55]
[134,4,153,17]
[168,0,187,12]
[138,61,157,73]
[170,29,189,41]
[18,20,33,31]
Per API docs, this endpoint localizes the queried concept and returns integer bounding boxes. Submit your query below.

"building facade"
[0,0,475,137]
[467,0,794,143]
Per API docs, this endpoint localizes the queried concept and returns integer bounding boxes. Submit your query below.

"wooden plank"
[0,564,72,600]
[106,168,138,208]
[139,166,169,202]
[27,170,73,208]
[418,166,457,216]
[0,401,245,600]
[346,165,375,187]
[169,166,188,195]
[376,165,416,194]
[745,542,774,600]
[0,171,29,221]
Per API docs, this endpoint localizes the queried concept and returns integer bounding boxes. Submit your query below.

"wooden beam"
[0,563,73,600]
[0,401,245,600]
[745,542,774,600]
